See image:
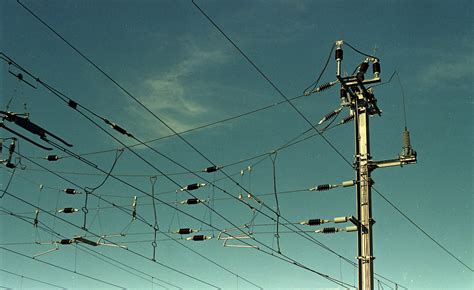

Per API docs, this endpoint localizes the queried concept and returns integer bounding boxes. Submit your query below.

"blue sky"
[0,0,472,289]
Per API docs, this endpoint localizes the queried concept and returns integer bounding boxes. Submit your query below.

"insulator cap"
[59,239,73,245]
[316,184,331,191]
[183,198,199,205]
[46,155,60,161]
[177,228,193,235]
[186,183,200,191]
[321,227,337,234]
[335,48,343,61]
[342,180,355,187]
[60,207,78,213]
[340,87,347,98]
[203,166,218,173]
[307,219,323,226]
[64,188,77,194]
[182,183,205,191]
[359,62,369,74]
[187,235,209,241]
[345,226,358,232]
[373,61,381,75]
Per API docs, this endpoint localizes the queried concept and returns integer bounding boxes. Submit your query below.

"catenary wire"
[3,53,389,287]
[4,11,357,280]
[2,143,330,289]
[1,50,356,288]
[190,0,473,275]
[1,189,223,290]
[11,2,439,285]
[0,247,126,289]
[0,205,179,290]
[2,44,402,290]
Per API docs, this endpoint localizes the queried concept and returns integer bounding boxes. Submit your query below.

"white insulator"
[342,180,355,187]
[334,216,349,223]
[345,226,358,232]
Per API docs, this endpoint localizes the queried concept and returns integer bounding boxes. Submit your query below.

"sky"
[0,0,472,289]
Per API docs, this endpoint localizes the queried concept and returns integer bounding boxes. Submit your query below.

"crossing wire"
[0,51,354,288]
[0,247,126,289]
[25,136,355,288]
[12,1,447,285]
[190,0,473,275]
[1,189,223,290]
[0,205,180,290]
[2,51,392,288]
[0,268,67,289]
[2,143,339,289]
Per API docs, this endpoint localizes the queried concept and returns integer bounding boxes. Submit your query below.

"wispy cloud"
[126,46,227,138]
[417,43,473,90]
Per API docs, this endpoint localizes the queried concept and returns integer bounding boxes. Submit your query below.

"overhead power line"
[2,19,401,290]
[0,268,67,289]
[0,206,181,290]
[372,186,473,272]
[2,140,354,289]
[1,189,223,290]
[0,50,357,288]
[13,1,465,285]
[190,0,473,275]
[0,247,126,289]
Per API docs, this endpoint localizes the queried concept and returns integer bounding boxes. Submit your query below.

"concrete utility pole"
[333,40,417,290]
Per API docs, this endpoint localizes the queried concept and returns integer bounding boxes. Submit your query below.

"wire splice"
[103,119,134,138]
[68,99,78,109]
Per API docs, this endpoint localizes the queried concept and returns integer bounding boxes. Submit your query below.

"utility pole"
[354,83,376,290]
[308,40,417,290]
[336,39,380,289]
